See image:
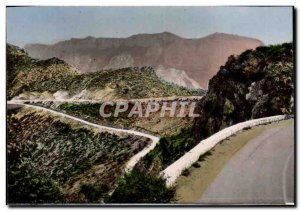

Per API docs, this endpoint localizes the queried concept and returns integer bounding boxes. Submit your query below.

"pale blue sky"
[7,6,293,47]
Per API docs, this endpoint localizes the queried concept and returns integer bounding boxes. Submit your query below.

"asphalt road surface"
[198,120,294,205]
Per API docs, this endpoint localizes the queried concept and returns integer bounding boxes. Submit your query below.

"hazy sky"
[7,6,293,47]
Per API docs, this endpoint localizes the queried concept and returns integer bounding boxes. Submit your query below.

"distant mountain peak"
[70,36,96,41]
[128,31,182,40]
[160,31,181,37]
[84,36,96,40]
[205,32,264,44]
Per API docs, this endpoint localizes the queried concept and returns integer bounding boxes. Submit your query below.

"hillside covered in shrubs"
[7,108,149,203]
[7,44,202,100]
[7,44,78,99]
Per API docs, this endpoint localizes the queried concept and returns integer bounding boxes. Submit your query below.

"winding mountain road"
[198,120,294,205]
[10,95,202,104]
[7,101,160,172]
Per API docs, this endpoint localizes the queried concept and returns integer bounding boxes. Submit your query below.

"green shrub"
[198,151,212,161]
[8,164,63,204]
[59,103,99,117]
[243,126,252,130]
[78,183,109,203]
[192,162,201,168]
[181,169,190,177]
[108,169,174,203]
[144,126,195,169]
[61,160,93,182]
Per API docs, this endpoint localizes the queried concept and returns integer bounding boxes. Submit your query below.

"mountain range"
[24,32,263,88]
[7,44,201,100]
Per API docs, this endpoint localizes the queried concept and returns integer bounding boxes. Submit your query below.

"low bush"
[198,151,213,162]
[108,169,174,203]
[78,183,109,203]
[243,126,252,130]
[144,126,195,169]
[8,164,63,204]
[192,162,201,168]
[181,169,190,177]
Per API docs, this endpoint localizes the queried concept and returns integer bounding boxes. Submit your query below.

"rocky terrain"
[24,32,263,88]
[194,43,294,141]
[7,44,202,101]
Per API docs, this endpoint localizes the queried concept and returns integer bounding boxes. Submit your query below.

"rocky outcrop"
[53,90,70,100]
[24,32,263,88]
[155,66,202,89]
[194,43,293,141]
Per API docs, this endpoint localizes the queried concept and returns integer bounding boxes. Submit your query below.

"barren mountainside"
[24,32,264,88]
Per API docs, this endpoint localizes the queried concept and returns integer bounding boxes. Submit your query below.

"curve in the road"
[198,120,294,205]
[7,102,160,172]
[162,115,286,187]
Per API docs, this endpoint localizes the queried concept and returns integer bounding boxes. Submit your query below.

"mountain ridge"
[25,32,263,45]
[24,32,264,88]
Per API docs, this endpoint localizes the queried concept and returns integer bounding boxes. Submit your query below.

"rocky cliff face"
[194,43,293,141]
[24,32,263,88]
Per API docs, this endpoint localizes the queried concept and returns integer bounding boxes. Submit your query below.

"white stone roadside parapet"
[161,115,288,187]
